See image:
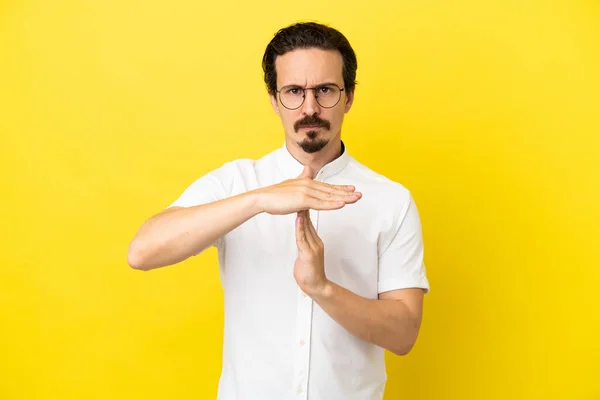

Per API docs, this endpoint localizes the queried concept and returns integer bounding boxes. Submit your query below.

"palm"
[293,255,311,288]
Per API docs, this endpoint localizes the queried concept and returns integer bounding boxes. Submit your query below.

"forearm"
[128,191,261,270]
[311,282,421,355]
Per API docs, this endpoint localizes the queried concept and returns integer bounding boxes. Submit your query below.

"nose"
[301,89,321,116]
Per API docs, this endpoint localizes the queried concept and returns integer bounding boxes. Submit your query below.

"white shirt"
[168,141,430,400]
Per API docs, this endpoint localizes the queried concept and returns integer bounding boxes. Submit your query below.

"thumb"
[298,164,314,179]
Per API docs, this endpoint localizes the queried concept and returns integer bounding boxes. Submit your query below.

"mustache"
[294,115,331,132]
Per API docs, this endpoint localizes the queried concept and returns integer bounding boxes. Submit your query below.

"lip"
[300,125,324,130]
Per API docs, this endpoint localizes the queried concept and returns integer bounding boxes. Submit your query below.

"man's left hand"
[294,210,330,297]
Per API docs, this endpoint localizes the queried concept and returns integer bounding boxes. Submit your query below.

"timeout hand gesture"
[256,165,362,215]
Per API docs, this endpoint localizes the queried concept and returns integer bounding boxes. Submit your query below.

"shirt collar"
[277,140,350,180]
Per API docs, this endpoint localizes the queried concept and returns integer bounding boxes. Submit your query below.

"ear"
[269,92,281,116]
[344,89,355,113]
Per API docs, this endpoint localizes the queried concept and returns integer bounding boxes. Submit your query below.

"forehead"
[275,48,344,86]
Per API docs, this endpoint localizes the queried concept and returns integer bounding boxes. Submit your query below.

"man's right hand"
[255,165,362,215]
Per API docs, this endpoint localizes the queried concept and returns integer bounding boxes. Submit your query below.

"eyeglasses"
[276,83,345,110]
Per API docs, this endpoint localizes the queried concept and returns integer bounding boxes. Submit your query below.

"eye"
[317,86,332,94]
[284,86,303,95]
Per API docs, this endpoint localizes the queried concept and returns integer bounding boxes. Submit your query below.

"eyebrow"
[282,82,340,88]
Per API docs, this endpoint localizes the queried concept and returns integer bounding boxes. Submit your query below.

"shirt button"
[297,387,303,394]
[299,340,305,346]
[301,292,308,298]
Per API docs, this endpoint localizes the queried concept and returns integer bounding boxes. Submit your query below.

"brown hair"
[262,22,358,95]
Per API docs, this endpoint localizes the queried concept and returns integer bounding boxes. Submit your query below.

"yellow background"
[1,0,599,399]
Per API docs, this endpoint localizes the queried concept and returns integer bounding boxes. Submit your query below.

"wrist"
[246,189,265,215]
[308,279,335,302]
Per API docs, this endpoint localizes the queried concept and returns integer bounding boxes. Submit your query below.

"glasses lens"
[279,86,304,109]
[278,84,342,109]
[315,84,341,108]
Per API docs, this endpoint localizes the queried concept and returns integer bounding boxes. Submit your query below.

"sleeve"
[167,162,232,209]
[166,162,234,249]
[377,192,430,294]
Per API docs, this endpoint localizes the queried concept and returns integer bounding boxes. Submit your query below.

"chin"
[299,135,329,154]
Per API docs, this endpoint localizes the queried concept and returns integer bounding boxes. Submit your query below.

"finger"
[305,183,360,197]
[305,210,317,236]
[305,216,323,252]
[300,210,318,250]
[302,211,319,250]
[295,212,310,253]
[307,212,324,250]
[297,165,314,179]
[310,180,356,193]
[304,187,362,204]
[308,198,347,211]
[307,195,365,210]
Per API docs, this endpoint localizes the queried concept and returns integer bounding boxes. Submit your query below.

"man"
[128,22,430,400]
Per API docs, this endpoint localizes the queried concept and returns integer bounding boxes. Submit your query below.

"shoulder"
[220,147,279,176]
[200,148,281,193]
[343,158,423,248]
[345,156,412,207]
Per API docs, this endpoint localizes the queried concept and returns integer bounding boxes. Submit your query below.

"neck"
[286,136,343,178]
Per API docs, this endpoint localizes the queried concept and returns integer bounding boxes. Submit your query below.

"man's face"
[270,48,354,154]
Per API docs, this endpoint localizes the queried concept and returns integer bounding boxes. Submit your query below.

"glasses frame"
[276,83,345,110]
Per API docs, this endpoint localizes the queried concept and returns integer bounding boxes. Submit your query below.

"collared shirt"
[168,141,430,400]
